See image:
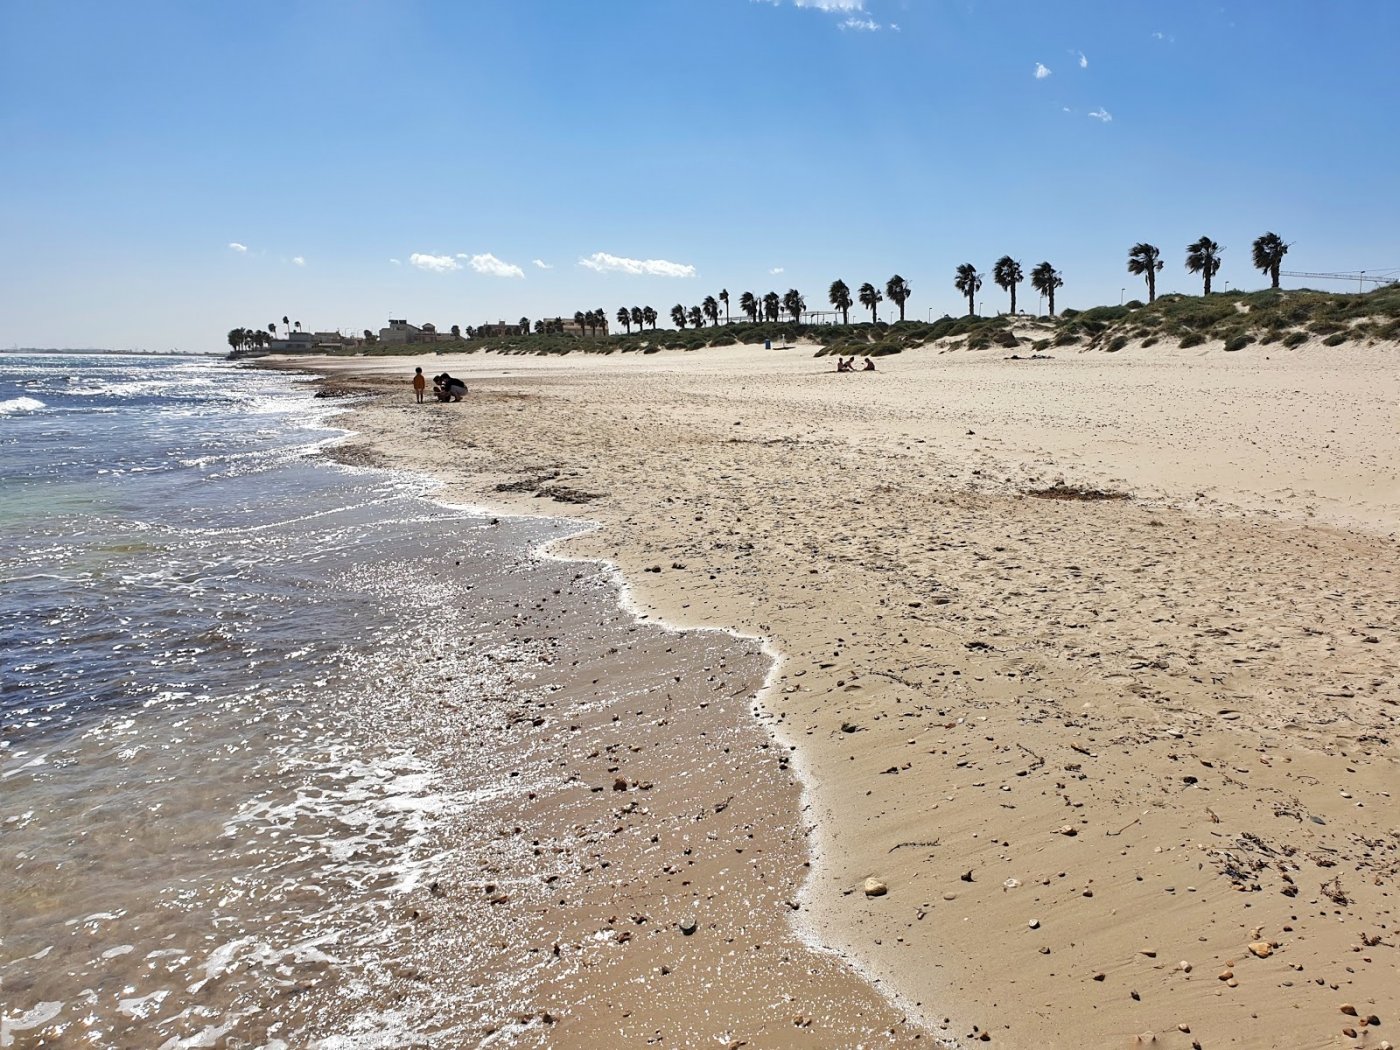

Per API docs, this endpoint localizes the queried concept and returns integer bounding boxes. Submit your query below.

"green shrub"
[1224,334,1253,352]
[1179,332,1205,348]
[1053,331,1079,347]
[1060,308,1080,319]
[1283,331,1308,348]
[1142,336,1159,348]
[868,341,903,357]
[1323,333,1347,346]
[1107,335,1128,352]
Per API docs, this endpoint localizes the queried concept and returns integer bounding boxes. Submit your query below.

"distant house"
[378,319,428,345]
[268,330,353,353]
[475,320,528,337]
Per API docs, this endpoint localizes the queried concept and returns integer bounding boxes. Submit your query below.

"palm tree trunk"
[1147,273,1156,303]
[1271,266,1280,289]
[1010,286,1017,315]
[967,292,975,318]
[1048,288,1056,316]
[1204,271,1212,295]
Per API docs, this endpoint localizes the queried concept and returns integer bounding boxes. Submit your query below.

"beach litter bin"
[764,339,772,349]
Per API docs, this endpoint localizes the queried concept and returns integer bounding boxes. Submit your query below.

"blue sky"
[2,0,1398,350]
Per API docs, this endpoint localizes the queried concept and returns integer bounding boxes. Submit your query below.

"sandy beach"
[269,340,1399,1049]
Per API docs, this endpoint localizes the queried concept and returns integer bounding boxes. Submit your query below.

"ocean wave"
[0,396,46,416]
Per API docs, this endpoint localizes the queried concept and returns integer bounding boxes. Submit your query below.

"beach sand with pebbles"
[266,340,1399,1049]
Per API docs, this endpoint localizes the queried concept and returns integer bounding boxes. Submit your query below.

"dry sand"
[267,339,1399,1049]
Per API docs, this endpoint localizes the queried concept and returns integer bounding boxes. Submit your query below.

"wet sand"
[270,340,1398,1049]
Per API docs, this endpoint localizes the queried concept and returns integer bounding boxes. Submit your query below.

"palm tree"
[992,257,1024,315]
[518,316,529,334]
[1126,243,1164,303]
[1185,236,1223,295]
[828,279,853,324]
[671,304,687,329]
[631,306,644,332]
[1252,232,1289,289]
[702,295,719,327]
[763,291,781,322]
[719,289,730,324]
[282,315,290,336]
[617,307,632,334]
[1029,262,1064,316]
[643,306,657,330]
[451,324,461,338]
[227,328,244,354]
[574,310,586,334]
[534,320,545,334]
[782,289,805,324]
[687,305,704,329]
[294,320,302,332]
[954,264,982,317]
[885,275,912,322]
[858,282,882,323]
[739,291,758,323]
[268,322,277,338]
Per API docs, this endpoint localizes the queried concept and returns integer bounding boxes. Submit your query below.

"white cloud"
[228,242,247,253]
[1034,62,1052,79]
[467,253,525,279]
[292,256,306,267]
[1088,107,1113,122]
[793,0,864,10]
[409,252,461,273]
[1077,51,1088,68]
[840,17,880,30]
[532,259,553,270]
[769,266,785,275]
[1152,31,1174,42]
[389,258,401,265]
[578,251,696,278]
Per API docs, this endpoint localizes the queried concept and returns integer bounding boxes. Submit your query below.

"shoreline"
[260,343,1400,1048]
[311,378,948,1045]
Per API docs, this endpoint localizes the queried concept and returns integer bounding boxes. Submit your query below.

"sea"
[0,353,768,1048]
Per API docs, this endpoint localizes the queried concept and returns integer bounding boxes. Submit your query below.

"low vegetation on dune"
[273,284,1400,361]
[1052,284,1400,353]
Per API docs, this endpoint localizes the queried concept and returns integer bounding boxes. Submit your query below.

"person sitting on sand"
[413,367,427,404]
[862,357,876,371]
[836,357,853,373]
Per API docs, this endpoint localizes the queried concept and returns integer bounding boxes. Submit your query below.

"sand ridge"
[272,342,1398,1049]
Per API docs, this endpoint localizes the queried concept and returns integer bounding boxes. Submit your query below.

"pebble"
[863,877,888,897]
[1248,941,1272,958]
[1341,1004,1358,1016]
[1028,918,1040,929]
[1179,961,1192,973]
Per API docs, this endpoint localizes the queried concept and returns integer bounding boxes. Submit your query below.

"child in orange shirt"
[412,367,426,404]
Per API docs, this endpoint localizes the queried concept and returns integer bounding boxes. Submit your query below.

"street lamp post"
[1120,287,1126,305]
